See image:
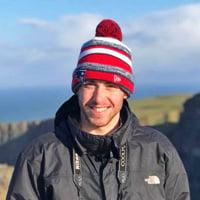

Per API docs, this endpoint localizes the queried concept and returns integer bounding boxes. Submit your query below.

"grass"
[128,93,192,125]
[0,164,13,200]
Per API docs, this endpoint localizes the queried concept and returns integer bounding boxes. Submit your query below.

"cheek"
[114,93,127,104]
[77,90,90,107]
[116,99,124,110]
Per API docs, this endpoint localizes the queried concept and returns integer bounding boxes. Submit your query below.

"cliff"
[170,93,200,199]
[0,119,54,164]
[0,119,53,145]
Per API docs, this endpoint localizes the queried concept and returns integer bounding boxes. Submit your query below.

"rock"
[175,93,200,199]
[0,119,54,165]
[0,120,44,145]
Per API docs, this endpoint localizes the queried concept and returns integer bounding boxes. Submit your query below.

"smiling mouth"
[91,106,108,113]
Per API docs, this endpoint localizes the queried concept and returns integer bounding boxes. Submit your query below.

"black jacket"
[6,95,190,200]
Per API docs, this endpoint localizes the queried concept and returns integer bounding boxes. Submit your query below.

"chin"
[88,119,109,128]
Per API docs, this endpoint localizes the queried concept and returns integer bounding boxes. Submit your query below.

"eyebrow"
[84,80,114,84]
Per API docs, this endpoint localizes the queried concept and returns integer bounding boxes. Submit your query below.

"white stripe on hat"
[79,48,132,67]
[94,37,132,53]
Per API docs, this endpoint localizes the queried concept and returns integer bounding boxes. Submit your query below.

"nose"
[92,85,107,104]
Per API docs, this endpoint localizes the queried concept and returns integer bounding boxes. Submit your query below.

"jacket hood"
[54,95,140,155]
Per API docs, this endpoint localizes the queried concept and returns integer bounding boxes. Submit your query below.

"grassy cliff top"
[128,94,192,125]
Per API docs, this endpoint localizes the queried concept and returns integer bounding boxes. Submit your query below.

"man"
[7,19,190,200]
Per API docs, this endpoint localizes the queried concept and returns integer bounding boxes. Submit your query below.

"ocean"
[0,87,72,123]
[0,84,199,123]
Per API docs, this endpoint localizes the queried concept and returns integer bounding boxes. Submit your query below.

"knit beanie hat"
[71,19,134,96]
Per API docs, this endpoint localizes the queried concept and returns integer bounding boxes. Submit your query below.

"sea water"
[0,87,72,123]
[0,83,199,123]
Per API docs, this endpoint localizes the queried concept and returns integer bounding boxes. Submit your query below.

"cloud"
[19,13,102,49]
[0,5,200,88]
[20,18,52,28]
[0,14,103,88]
[122,4,200,84]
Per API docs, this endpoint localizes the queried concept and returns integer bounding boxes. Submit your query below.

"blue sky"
[1,0,200,91]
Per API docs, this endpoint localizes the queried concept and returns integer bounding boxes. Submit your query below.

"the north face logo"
[144,176,160,184]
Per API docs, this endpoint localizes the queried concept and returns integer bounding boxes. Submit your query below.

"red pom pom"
[95,19,122,41]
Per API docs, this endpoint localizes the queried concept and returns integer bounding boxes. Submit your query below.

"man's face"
[77,80,127,135]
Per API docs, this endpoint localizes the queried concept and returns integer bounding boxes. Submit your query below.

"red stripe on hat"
[85,70,134,93]
[71,76,79,86]
[78,54,132,73]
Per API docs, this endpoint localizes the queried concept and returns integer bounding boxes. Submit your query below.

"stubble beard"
[80,106,120,133]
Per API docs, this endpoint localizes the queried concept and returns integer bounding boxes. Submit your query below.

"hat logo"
[114,75,121,83]
[76,69,86,82]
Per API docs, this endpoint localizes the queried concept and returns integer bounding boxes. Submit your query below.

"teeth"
[94,107,107,112]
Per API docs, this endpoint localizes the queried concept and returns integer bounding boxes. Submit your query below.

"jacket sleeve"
[164,145,190,200]
[6,152,43,200]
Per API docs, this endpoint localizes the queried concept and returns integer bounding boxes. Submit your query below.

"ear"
[123,93,128,99]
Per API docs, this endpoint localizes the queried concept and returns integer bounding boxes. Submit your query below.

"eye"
[83,81,96,89]
[106,83,120,89]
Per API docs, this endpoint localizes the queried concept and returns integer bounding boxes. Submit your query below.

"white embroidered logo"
[114,75,121,82]
[144,176,160,184]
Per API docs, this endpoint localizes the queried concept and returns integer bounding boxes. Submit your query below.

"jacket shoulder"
[129,125,187,173]
[19,132,66,164]
[131,125,176,153]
